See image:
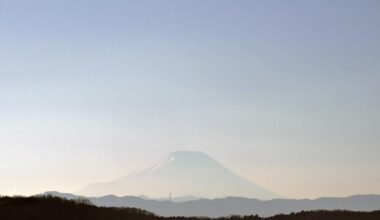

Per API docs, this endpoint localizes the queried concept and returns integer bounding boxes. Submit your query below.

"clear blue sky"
[1,0,379,198]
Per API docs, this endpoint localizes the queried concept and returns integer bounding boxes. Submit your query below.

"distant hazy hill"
[44,191,380,218]
[78,151,279,200]
[3,195,380,220]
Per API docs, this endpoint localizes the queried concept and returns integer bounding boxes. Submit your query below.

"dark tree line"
[0,195,379,220]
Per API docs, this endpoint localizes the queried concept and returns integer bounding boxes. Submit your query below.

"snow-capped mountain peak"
[78,151,280,200]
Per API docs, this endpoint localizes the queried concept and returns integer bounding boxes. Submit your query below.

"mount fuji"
[78,151,280,200]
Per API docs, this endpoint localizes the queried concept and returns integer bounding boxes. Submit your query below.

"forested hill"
[0,196,380,220]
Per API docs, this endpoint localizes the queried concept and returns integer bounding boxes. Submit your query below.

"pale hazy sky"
[1,0,379,199]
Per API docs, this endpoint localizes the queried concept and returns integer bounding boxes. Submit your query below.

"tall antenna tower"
[169,192,172,201]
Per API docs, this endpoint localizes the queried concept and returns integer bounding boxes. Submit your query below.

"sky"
[0,0,379,199]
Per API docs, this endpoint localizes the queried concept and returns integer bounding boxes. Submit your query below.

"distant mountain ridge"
[78,151,279,200]
[5,195,380,220]
[43,191,380,218]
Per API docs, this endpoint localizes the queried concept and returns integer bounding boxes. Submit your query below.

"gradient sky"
[1,0,379,199]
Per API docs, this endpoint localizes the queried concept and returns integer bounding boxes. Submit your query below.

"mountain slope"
[78,151,279,200]
[43,192,380,218]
